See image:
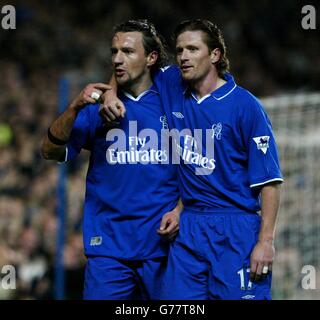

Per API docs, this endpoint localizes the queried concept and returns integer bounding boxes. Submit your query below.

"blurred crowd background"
[0,0,319,299]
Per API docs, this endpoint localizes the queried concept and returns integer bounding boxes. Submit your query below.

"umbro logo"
[172,112,184,119]
[160,66,171,72]
[241,294,255,300]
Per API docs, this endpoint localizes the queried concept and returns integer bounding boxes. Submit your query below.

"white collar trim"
[188,83,237,104]
[123,89,157,101]
[191,93,211,104]
[212,84,237,101]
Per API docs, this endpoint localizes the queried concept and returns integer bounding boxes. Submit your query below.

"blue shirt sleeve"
[153,65,183,129]
[65,106,92,161]
[153,65,181,90]
[240,95,283,188]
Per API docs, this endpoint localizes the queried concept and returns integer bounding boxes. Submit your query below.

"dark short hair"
[113,19,168,72]
[173,19,230,77]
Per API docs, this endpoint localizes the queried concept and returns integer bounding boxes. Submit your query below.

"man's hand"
[250,239,275,282]
[70,83,112,111]
[157,210,180,241]
[99,89,126,122]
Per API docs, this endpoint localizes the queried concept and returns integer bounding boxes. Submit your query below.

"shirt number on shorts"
[237,268,253,290]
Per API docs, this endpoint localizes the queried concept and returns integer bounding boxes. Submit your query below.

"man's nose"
[180,49,189,61]
[113,51,124,64]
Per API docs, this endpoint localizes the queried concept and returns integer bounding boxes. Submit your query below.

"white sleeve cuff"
[250,178,284,188]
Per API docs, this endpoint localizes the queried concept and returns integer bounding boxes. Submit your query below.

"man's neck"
[124,75,153,98]
[191,71,227,99]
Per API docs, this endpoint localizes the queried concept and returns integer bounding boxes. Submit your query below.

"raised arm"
[41,83,111,161]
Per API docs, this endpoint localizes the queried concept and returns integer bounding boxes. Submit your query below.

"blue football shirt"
[65,86,179,259]
[154,66,283,213]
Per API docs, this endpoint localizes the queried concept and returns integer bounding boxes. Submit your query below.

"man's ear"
[210,48,221,64]
[146,51,159,67]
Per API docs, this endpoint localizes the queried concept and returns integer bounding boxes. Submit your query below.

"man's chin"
[116,77,130,87]
[181,73,194,82]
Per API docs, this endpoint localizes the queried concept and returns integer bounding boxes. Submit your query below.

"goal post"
[262,92,320,299]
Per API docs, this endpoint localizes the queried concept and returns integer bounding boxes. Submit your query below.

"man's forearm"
[42,82,110,161]
[258,183,282,242]
[108,74,117,90]
[49,106,79,142]
[41,106,79,161]
[173,198,184,215]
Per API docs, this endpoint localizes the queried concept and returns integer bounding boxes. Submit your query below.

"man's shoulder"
[234,85,258,101]
[76,103,102,129]
[159,64,180,73]
[83,102,100,112]
[154,65,182,82]
[76,103,99,119]
[233,85,264,109]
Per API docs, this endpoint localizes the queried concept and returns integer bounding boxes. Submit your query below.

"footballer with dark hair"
[41,19,182,300]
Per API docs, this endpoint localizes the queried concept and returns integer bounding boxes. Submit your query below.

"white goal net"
[262,92,320,299]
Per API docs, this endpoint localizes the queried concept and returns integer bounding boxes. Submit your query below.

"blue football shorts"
[83,255,167,300]
[160,209,272,300]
